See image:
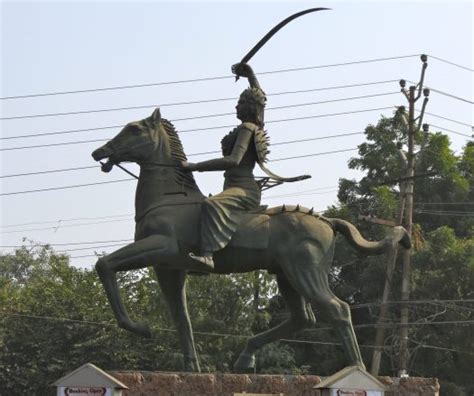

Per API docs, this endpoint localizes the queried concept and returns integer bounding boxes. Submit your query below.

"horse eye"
[129,126,141,135]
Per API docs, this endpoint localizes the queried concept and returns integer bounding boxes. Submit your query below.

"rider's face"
[236,99,245,118]
[236,98,255,122]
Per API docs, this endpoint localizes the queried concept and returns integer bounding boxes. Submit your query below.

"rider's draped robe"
[200,122,262,252]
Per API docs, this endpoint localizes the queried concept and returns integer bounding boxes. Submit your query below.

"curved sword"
[238,8,329,185]
[239,7,330,65]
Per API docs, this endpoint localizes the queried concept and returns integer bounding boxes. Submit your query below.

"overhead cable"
[0,131,365,155]
[0,91,398,121]
[429,55,474,72]
[1,106,395,141]
[0,55,419,100]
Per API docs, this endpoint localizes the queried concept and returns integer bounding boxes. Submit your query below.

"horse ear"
[151,108,161,123]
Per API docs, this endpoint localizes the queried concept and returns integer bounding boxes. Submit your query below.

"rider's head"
[236,87,266,127]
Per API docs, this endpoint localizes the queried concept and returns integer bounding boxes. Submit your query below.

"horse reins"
[99,160,180,180]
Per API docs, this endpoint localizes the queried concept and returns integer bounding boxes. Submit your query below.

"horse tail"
[328,218,411,255]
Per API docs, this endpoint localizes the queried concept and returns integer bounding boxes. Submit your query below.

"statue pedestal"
[109,371,439,396]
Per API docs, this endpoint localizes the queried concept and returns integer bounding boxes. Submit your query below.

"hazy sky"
[1,1,472,268]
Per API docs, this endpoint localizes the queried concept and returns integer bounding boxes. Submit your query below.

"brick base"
[110,372,439,396]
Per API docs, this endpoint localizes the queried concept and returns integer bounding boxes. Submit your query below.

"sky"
[1,1,473,268]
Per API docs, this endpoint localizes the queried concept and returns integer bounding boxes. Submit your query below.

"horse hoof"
[128,321,151,338]
[184,359,201,373]
[234,353,255,373]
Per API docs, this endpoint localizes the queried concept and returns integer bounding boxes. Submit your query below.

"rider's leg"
[189,191,247,270]
[188,251,214,270]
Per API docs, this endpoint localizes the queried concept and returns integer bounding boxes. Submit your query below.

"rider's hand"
[232,63,254,79]
[181,161,198,172]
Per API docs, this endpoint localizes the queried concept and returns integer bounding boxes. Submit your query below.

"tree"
[0,244,281,393]
[320,112,474,392]
[0,245,169,394]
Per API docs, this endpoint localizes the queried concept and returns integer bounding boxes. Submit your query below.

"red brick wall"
[111,372,439,396]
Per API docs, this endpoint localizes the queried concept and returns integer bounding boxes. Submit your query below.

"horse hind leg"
[234,273,315,373]
[281,240,366,369]
[154,267,201,373]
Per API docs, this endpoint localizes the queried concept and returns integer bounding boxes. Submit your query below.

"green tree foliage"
[0,245,283,394]
[318,112,474,392]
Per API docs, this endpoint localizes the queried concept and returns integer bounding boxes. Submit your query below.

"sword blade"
[240,7,330,64]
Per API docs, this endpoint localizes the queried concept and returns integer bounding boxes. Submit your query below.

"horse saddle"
[229,208,270,249]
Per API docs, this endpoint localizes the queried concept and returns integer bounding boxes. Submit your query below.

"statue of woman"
[181,63,267,270]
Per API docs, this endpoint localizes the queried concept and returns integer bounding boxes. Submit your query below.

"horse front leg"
[154,267,201,373]
[95,234,179,337]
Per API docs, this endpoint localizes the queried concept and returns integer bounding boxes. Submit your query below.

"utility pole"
[369,199,404,375]
[369,55,430,377]
[398,54,430,377]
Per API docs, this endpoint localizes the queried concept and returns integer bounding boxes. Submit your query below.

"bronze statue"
[182,63,267,269]
[90,8,411,373]
[91,106,410,372]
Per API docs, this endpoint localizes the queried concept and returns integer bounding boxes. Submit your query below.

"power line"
[429,124,472,138]
[0,91,399,122]
[0,165,99,178]
[423,111,472,128]
[352,299,474,309]
[272,148,356,162]
[0,213,133,229]
[429,55,474,72]
[9,84,470,125]
[429,87,474,105]
[414,201,474,205]
[0,139,108,152]
[0,185,335,231]
[267,107,394,125]
[0,130,365,156]
[0,90,398,121]
[0,218,134,234]
[56,243,127,253]
[0,80,399,140]
[265,187,338,200]
[414,210,474,217]
[0,238,133,247]
[406,80,473,105]
[257,54,420,76]
[1,106,394,142]
[1,124,123,141]
[0,55,419,100]
[0,146,356,196]
[1,311,472,355]
[415,209,474,214]
[3,115,470,154]
[0,178,134,197]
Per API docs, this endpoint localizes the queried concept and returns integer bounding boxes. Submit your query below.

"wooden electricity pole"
[398,54,430,377]
[369,54,430,377]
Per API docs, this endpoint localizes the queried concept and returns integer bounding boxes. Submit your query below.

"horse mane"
[160,118,200,191]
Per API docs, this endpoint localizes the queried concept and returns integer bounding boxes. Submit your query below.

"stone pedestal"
[110,372,439,396]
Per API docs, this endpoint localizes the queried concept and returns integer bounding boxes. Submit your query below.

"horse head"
[92,108,165,171]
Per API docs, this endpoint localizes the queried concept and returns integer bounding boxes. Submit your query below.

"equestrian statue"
[91,8,411,373]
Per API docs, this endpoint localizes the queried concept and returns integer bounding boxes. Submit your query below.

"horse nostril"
[92,147,111,161]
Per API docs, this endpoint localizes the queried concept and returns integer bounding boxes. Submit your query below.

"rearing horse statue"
[91,108,411,373]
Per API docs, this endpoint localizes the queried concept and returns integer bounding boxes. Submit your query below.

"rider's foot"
[189,252,214,271]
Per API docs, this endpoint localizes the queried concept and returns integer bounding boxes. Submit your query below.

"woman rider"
[181,62,266,270]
